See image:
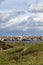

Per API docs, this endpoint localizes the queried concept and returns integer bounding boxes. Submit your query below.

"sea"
[4,40,43,44]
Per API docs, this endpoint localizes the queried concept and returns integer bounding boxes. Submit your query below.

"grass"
[0,41,43,65]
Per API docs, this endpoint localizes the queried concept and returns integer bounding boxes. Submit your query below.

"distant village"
[0,36,43,42]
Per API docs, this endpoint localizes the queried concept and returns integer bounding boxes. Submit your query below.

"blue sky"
[0,0,43,36]
[0,0,43,10]
[0,0,34,10]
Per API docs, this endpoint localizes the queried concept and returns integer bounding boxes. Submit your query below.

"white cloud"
[0,15,29,29]
[0,10,29,29]
[0,10,26,22]
[0,10,43,32]
[0,0,5,6]
[32,13,43,22]
[0,0,4,3]
[29,3,43,12]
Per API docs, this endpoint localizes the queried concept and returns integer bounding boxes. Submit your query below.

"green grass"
[0,42,43,65]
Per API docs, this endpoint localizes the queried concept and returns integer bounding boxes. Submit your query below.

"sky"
[0,0,43,36]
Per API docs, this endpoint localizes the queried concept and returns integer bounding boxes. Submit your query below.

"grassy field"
[0,41,43,65]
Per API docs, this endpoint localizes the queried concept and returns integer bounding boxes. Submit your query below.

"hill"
[0,41,43,65]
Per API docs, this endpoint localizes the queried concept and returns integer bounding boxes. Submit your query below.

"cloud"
[0,0,4,4]
[0,10,28,29]
[0,15,29,29]
[0,10,43,32]
[0,10,25,22]
[0,0,6,7]
[29,3,43,12]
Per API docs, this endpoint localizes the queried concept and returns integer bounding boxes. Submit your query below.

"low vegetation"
[0,41,43,65]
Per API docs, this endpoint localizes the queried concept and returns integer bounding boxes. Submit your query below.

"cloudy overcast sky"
[0,0,43,36]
